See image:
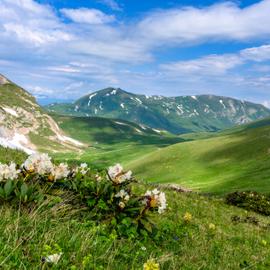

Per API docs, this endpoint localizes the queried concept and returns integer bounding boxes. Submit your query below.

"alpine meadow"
[1,0,270,269]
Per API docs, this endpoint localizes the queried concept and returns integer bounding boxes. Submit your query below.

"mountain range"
[45,87,270,134]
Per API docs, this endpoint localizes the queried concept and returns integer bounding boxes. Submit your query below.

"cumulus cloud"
[137,0,270,45]
[0,0,73,47]
[61,8,115,24]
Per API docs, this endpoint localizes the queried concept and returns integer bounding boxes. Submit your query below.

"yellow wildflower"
[143,259,160,270]
[208,223,216,230]
[261,240,267,246]
[183,212,192,223]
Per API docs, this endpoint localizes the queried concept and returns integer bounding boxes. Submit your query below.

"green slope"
[45,87,270,134]
[51,115,184,168]
[2,190,270,269]
[127,118,270,194]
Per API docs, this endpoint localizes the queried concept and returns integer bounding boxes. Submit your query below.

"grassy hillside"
[127,118,270,194]
[0,146,27,164]
[51,115,184,168]
[1,126,270,269]
[1,189,270,269]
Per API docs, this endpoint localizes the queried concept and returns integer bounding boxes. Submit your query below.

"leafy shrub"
[0,153,168,238]
[225,191,270,216]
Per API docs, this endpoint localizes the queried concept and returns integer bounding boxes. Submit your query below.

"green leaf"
[4,180,14,197]
[87,198,96,207]
[20,183,28,197]
[0,187,5,198]
[140,219,152,233]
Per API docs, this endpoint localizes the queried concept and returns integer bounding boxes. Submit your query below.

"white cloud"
[161,54,243,75]
[240,45,270,62]
[3,23,72,46]
[160,44,270,76]
[0,0,73,47]
[61,8,115,24]
[137,1,270,45]
[47,66,81,73]
[98,0,122,11]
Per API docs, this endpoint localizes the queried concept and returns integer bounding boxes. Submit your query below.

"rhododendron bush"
[0,153,167,237]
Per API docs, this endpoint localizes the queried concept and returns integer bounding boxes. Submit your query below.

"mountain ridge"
[45,87,270,134]
[0,74,84,154]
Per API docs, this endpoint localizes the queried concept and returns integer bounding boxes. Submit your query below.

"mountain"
[127,117,270,194]
[45,87,270,134]
[0,74,84,154]
[51,114,183,167]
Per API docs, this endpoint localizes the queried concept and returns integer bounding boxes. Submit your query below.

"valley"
[2,74,270,195]
[127,117,270,194]
[1,75,270,269]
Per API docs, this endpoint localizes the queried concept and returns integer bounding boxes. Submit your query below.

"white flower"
[75,163,89,175]
[144,189,167,214]
[108,164,123,179]
[141,246,147,251]
[44,253,63,264]
[23,153,53,175]
[52,163,70,180]
[115,189,130,202]
[108,164,132,184]
[118,201,125,209]
[0,162,20,182]
[95,174,102,182]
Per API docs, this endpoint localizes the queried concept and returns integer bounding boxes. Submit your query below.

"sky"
[1,0,270,106]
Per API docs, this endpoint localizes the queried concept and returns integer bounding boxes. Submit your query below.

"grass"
[1,124,270,269]
[0,146,27,164]
[127,118,270,195]
[1,190,270,269]
[51,115,184,168]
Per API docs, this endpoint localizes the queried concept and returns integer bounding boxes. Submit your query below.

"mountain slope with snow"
[0,74,84,153]
[45,87,270,134]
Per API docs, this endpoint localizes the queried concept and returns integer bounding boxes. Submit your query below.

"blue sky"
[1,0,270,106]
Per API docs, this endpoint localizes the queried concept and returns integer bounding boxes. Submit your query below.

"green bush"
[225,191,270,216]
[0,153,167,238]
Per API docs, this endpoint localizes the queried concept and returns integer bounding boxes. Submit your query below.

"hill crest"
[45,87,270,134]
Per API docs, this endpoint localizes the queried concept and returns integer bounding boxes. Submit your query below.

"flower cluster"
[144,189,167,214]
[115,189,130,209]
[108,164,132,184]
[0,153,168,237]
[51,163,70,181]
[0,162,20,182]
[183,212,192,223]
[143,259,160,270]
[23,153,53,175]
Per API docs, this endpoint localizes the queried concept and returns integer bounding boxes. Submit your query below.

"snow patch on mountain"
[3,107,18,117]
[219,100,226,109]
[88,93,97,106]
[152,128,161,133]
[57,134,84,147]
[115,121,128,126]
